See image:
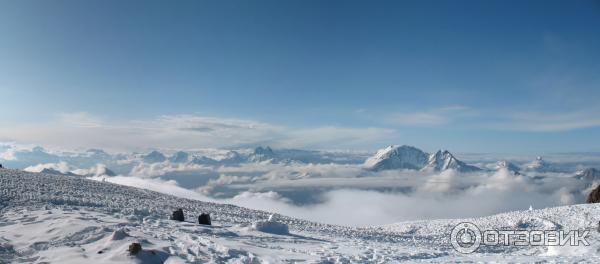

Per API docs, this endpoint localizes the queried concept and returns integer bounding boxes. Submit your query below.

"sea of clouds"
[3,144,599,227]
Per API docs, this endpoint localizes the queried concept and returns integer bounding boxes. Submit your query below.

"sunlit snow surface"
[1,169,600,263]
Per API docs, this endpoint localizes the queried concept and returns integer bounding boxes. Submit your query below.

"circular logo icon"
[450,222,482,254]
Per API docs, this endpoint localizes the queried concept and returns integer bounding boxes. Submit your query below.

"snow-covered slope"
[421,150,481,172]
[364,145,429,171]
[1,168,599,263]
[0,168,411,263]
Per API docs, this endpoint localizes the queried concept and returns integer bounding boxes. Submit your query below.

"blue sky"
[0,0,599,153]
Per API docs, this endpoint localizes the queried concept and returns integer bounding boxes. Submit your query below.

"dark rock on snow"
[587,185,600,203]
[171,208,184,221]
[198,213,211,225]
[128,242,142,255]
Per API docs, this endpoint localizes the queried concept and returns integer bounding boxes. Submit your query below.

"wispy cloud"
[0,112,395,151]
[386,105,473,127]
[386,105,600,132]
[485,110,600,132]
[58,112,104,128]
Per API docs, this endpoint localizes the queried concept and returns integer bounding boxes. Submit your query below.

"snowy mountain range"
[364,145,481,172]
[2,143,598,178]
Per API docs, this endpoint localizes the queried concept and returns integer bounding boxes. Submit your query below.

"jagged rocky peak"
[574,168,600,181]
[364,145,429,171]
[169,151,189,163]
[143,150,167,163]
[421,149,481,172]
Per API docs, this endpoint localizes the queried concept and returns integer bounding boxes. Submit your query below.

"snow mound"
[252,215,290,235]
[110,228,130,240]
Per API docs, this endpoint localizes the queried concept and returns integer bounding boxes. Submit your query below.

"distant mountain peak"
[525,156,552,172]
[249,146,276,162]
[574,168,600,181]
[364,145,428,171]
[495,160,521,172]
[143,151,166,163]
[169,151,189,163]
[254,146,274,155]
[421,149,481,172]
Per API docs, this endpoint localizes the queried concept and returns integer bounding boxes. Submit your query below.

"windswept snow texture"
[2,169,600,263]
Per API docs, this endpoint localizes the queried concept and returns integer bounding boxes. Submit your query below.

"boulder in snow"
[587,185,600,203]
[128,242,142,255]
[170,208,184,221]
[198,213,212,225]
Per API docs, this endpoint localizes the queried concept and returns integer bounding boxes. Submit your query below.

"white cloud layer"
[88,160,594,227]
